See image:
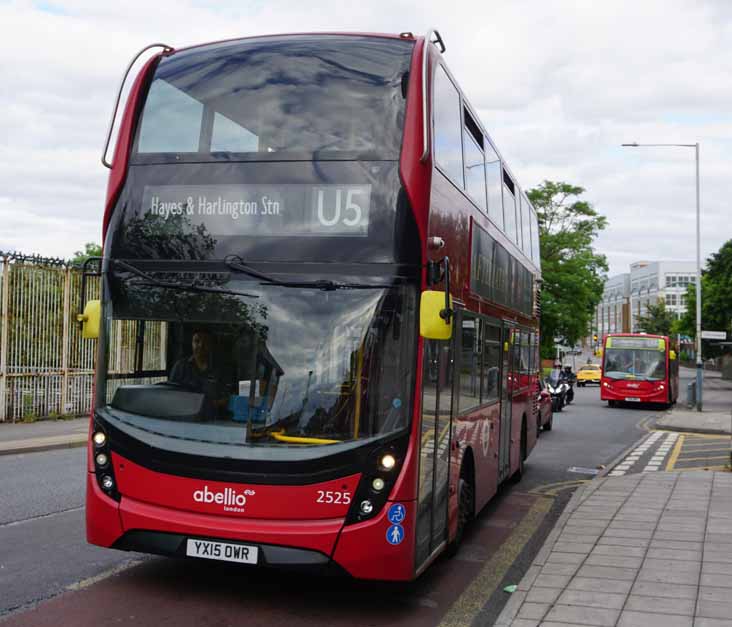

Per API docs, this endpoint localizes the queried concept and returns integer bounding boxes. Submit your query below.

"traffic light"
[593,334,598,343]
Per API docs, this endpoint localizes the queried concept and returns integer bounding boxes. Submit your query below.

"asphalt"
[0,447,141,617]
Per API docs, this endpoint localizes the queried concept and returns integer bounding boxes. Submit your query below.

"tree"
[527,181,608,358]
[636,301,675,336]
[678,239,732,357]
[69,242,102,266]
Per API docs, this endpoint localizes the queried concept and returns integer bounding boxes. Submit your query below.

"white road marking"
[612,431,680,476]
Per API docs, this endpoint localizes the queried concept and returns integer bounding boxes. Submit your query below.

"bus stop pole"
[694,143,703,412]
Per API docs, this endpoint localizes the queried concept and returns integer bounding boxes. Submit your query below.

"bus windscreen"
[603,337,667,381]
[97,276,416,458]
[133,36,413,160]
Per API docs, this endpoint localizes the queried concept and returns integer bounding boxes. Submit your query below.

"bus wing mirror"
[669,350,677,361]
[420,291,453,340]
[77,300,101,340]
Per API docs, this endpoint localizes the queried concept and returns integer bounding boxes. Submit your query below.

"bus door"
[415,337,454,570]
[498,324,515,482]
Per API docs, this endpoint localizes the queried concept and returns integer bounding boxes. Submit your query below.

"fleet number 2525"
[316,490,352,504]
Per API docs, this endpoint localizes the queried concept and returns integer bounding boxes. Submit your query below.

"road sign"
[701,330,727,340]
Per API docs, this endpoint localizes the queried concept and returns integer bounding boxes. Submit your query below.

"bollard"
[686,381,696,409]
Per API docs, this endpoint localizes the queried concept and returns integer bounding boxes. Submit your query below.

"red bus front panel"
[111,453,360,521]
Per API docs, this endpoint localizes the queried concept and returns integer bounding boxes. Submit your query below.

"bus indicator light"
[372,478,385,492]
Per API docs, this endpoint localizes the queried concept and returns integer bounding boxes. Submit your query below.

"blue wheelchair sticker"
[386,524,404,545]
[387,503,406,524]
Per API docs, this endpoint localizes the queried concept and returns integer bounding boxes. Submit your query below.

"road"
[0,448,140,616]
[0,379,691,626]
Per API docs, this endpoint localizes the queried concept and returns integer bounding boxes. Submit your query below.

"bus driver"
[169,329,228,418]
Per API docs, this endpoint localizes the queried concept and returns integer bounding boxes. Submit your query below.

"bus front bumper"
[86,473,416,581]
[600,382,667,403]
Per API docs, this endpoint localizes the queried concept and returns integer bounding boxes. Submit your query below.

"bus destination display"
[607,337,665,350]
[141,184,371,237]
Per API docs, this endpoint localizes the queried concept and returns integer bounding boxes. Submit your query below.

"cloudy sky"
[1,0,729,275]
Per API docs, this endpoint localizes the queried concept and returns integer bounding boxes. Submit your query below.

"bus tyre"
[511,419,527,484]
[447,466,474,557]
[544,412,553,431]
[608,400,616,408]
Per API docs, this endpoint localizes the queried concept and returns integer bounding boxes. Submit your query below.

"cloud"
[1,0,729,274]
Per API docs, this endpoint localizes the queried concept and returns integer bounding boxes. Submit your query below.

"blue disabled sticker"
[387,503,406,524]
[392,398,402,409]
[386,524,404,545]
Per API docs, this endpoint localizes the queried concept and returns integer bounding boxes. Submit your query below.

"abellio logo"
[193,486,256,513]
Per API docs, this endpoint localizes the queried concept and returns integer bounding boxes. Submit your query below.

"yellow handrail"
[271,430,340,445]
[353,344,364,439]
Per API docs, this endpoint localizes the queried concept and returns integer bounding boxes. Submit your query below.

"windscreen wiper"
[112,259,259,299]
[224,255,398,291]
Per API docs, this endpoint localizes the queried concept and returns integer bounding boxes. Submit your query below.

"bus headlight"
[360,500,374,515]
[93,431,107,447]
[95,453,109,467]
[379,453,396,472]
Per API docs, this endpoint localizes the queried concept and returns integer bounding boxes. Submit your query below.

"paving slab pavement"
[657,409,732,436]
[495,470,732,627]
[0,416,88,455]
[657,369,732,437]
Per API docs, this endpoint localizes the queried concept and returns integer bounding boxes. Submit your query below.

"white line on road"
[0,506,84,529]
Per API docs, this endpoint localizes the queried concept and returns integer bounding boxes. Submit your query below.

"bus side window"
[433,65,464,188]
[458,315,481,414]
[481,324,501,402]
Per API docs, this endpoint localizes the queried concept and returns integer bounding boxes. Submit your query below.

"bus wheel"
[447,464,474,557]
[608,400,616,408]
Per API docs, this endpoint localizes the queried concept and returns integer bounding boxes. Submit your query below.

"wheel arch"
[460,445,476,517]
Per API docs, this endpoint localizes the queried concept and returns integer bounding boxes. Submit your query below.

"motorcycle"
[545,370,569,412]
[562,368,576,404]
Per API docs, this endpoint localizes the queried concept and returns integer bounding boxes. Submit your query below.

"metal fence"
[0,252,99,422]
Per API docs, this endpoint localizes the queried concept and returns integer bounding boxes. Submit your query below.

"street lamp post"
[621,142,703,410]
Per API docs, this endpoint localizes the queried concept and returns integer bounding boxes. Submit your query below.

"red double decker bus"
[601,333,679,407]
[81,30,542,580]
